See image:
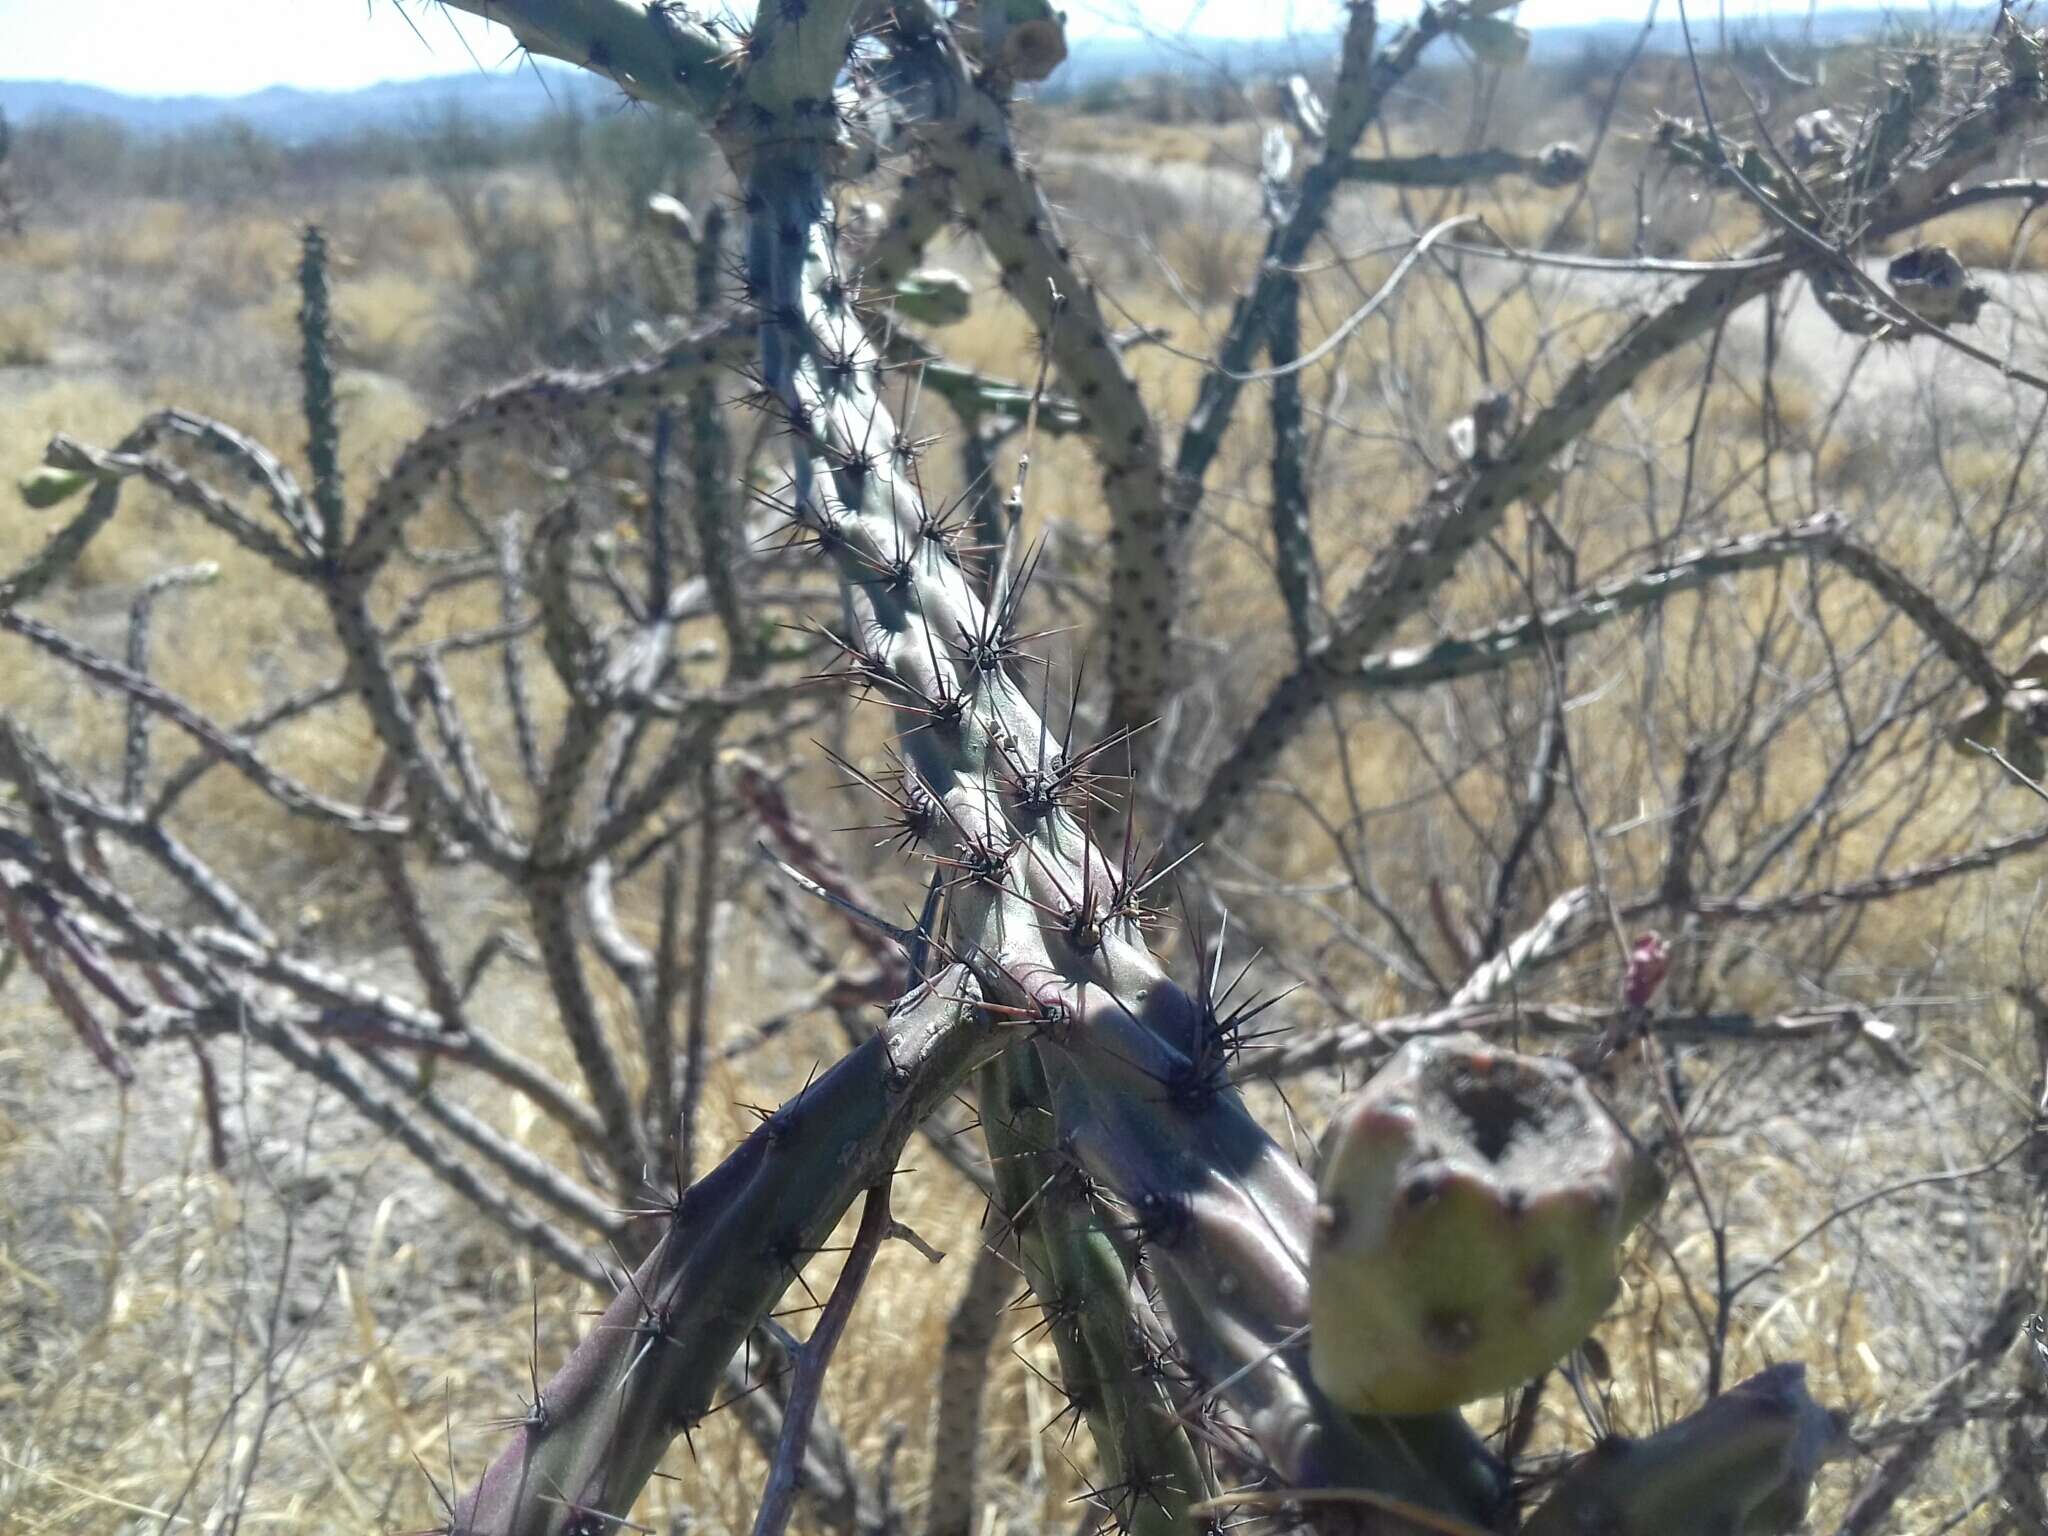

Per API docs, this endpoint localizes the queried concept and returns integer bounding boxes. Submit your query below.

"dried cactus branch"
[37,434,315,573]
[350,314,752,576]
[0,609,408,836]
[920,1239,1010,1536]
[1158,0,1460,731]
[1170,52,2048,857]
[1339,145,1586,186]
[142,407,310,542]
[751,1176,895,1536]
[1266,274,1322,660]
[1351,515,1847,693]
[1246,1000,1904,1081]
[1,473,124,611]
[120,563,217,806]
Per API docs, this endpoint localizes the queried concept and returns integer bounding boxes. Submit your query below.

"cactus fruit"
[1309,1036,1662,1415]
[951,0,1068,80]
[1886,245,1989,329]
[1525,1363,1849,1535]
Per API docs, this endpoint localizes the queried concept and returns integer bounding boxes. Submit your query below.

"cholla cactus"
[12,3,2048,1534]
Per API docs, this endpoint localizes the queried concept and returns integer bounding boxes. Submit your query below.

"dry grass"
[0,305,54,365]
[3,63,2045,1536]
[1876,202,2048,272]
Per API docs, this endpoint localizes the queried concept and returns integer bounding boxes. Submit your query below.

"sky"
[0,0,1886,96]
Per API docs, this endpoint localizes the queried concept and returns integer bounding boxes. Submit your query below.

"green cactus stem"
[297,226,346,555]
[981,1046,1210,1533]
[451,974,997,1534]
[1525,1364,1849,1535]
[1309,1035,1662,1417]
[433,0,730,117]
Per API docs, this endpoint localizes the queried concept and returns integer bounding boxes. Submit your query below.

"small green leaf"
[18,466,94,510]
[893,268,974,327]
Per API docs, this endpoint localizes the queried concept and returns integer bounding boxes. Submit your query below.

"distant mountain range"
[0,5,2004,142]
[1047,4,2001,90]
[0,69,616,144]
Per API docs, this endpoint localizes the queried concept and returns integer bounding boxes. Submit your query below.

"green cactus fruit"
[1524,1363,1847,1535]
[18,466,94,509]
[1309,1036,1660,1416]
[892,268,974,326]
[1455,16,1531,67]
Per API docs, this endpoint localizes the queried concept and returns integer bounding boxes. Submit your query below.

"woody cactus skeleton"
[421,0,1912,1528]
[9,1,2048,1533]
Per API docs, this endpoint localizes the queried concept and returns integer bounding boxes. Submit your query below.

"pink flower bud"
[1623,931,1671,1010]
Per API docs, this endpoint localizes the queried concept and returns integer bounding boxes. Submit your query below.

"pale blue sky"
[0,0,1865,95]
